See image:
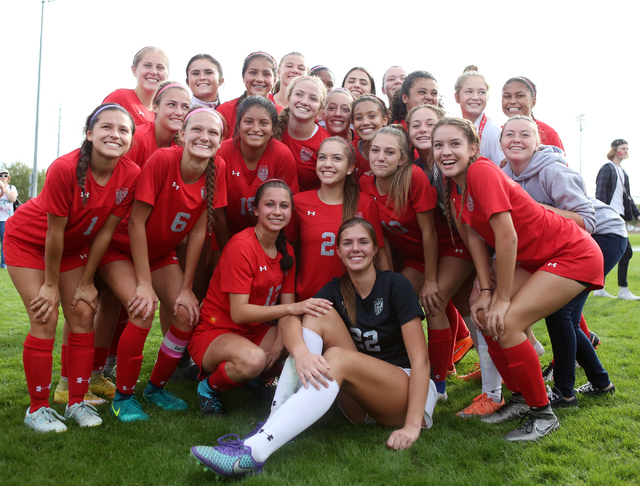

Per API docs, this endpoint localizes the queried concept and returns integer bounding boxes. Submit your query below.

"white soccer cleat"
[24,407,67,433]
[65,402,103,427]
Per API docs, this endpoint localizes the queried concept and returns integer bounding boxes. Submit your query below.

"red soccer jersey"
[280,125,330,192]
[103,88,154,128]
[535,119,565,152]
[359,165,438,261]
[5,149,139,255]
[109,145,227,261]
[217,96,283,140]
[450,158,602,286]
[126,122,176,170]
[217,138,299,236]
[199,227,296,330]
[285,190,385,300]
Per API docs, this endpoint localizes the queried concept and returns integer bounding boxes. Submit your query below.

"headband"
[184,107,223,126]
[244,51,276,67]
[310,65,331,74]
[354,94,387,109]
[324,136,356,161]
[90,104,127,125]
[154,83,186,101]
[611,139,628,148]
[328,87,355,101]
[514,76,537,98]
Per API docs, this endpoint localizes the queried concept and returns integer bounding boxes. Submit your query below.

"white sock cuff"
[302,328,323,355]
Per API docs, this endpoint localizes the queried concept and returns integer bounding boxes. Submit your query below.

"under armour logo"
[122,385,135,391]
[159,380,166,385]
[35,384,51,393]
[138,110,143,115]
[172,182,179,190]
[81,192,90,198]
[173,256,178,261]
[76,377,90,384]
[266,434,274,441]
[308,211,315,216]
[547,262,558,267]
[455,249,463,253]
[80,254,88,259]
[232,171,240,176]
[260,266,267,271]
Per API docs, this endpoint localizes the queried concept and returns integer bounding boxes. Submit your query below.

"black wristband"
[480,288,492,292]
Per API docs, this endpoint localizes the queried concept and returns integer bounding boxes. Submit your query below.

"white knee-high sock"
[465,317,480,349]
[476,332,503,402]
[246,379,340,462]
[270,328,323,414]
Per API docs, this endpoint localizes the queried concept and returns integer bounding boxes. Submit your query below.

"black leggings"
[617,237,633,287]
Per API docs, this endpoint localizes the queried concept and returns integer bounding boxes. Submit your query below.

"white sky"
[1,0,638,198]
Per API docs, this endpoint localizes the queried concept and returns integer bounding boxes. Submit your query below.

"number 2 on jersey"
[349,328,381,352]
[320,232,336,256]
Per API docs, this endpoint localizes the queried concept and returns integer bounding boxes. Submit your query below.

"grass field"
[1,235,639,485]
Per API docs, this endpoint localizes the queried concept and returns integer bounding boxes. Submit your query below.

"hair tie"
[184,107,223,126]
[155,83,186,101]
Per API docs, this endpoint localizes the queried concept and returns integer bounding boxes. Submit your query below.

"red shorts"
[438,240,473,262]
[3,234,90,272]
[189,315,271,381]
[99,247,179,272]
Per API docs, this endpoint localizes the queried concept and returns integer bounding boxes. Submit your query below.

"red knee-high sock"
[23,334,54,412]
[452,307,469,341]
[60,344,68,379]
[485,337,520,393]
[445,302,460,368]
[67,332,95,406]
[116,322,150,395]
[93,346,109,373]
[579,314,590,337]
[428,327,452,382]
[208,361,243,391]
[149,325,192,388]
[502,341,549,409]
[109,306,129,356]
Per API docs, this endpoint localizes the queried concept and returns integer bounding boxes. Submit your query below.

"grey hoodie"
[502,145,597,234]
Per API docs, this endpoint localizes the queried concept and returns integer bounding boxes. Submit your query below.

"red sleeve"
[273,142,300,193]
[468,162,513,217]
[219,239,255,295]
[40,157,75,217]
[213,157,227,209]
[409,167,437,214]
[281,245,296,294]
[134,150,169,207]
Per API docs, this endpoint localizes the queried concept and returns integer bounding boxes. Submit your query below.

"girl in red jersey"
[432,117,603,441]
[342,66,376,99]
[103,47,169,127]
[189,180,333,417]
[455,66,505,166]
[5,104,139,432]
[309,65,335,91]
[216,52,281,140]
[272,52,309,110]
[360,125,473,401]
[273,76,330,192]
[502,76,564,152]
[351,95,389,180]
[323,88,355,141]
[217,95,299,237]
[286,136,389,301]
[390,71,440,126]
[186,54,224,109]
[191,219,436,478]
[96,108,227,423]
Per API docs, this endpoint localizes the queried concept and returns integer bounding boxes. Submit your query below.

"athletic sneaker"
[436,391,448,402]
[447,365,457,376]
[589,331,600,349]
[191,435,265,477]
[198,379,226,417]
[24,407,67,433]
[54,382,106,406]
[453,335,474,364]
[618,287,640,301]
[504,406,559,442]
[547,386,578,408]
[89,374,116,398]
[574,381,616,396]
[541,362,555,382]
[65,402,103,427]
[457,393,505,419]
[458,362,482,381]
[103,368,116,383]
[178,355,200,381]
[593,288,615,298]
[143,388,188,411]
[110,396,149,422]
[480,394,529,424]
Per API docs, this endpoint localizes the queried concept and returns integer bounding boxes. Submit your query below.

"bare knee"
[65,305,95,333]
[235,347,268,380]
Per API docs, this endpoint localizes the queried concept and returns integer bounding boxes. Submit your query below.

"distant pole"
[31,0,54,198]
[575,114,586,174]
[57,102,61,157]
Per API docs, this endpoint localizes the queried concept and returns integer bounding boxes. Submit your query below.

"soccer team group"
[4,46,636,477]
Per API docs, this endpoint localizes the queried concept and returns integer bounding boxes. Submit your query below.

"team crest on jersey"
[257,165,269,182]
[300,147,314,162]
[201,187,206,200]
[374,298,383,316]
[467,195,474,211]
[115,187,128,204]
[355,212,363,219]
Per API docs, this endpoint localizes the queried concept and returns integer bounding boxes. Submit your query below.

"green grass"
[1,234,639,485]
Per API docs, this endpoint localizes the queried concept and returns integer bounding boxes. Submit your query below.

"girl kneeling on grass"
[432,117,604,441]
[6,103,139,432]
[191,218,436,477]
[188,179,333,417]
